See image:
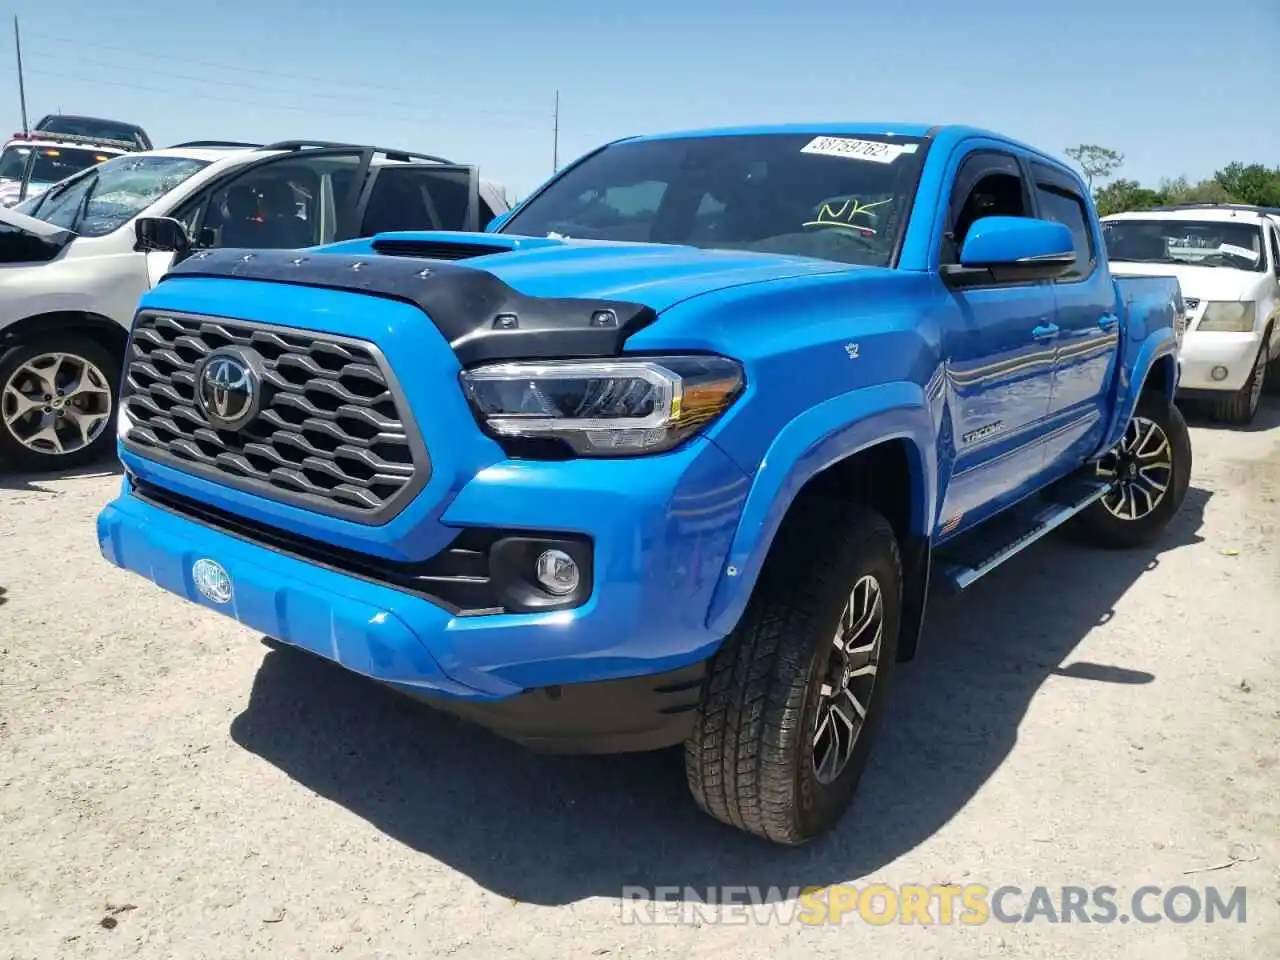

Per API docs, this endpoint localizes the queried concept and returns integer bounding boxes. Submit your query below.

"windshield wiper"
[69,175,99,234]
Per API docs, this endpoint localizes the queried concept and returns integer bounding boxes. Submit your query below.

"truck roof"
[620,122,1080,177]
[1102,205,1280,225]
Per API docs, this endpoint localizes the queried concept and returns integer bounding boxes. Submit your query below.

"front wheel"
[0,335,120,472]
[684,500,902,845]
[1071,397,1192,549]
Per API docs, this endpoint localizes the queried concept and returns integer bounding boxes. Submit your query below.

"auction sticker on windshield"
[1219,243,1260,261]
[801,136,918,163]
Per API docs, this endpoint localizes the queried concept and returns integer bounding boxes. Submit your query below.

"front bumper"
[97,438,750,752]
[1175,330,1263,393]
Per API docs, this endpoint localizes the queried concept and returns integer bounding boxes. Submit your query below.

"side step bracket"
[932,476,1111,594]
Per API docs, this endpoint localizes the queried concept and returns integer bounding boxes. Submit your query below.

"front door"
[935,148,1058,537]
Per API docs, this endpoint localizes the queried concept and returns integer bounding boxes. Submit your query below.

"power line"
[23,30,544,123]
[21,50,539,126]
[19,65,551,137]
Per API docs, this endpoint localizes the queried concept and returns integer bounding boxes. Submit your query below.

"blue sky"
[6,0,1278,198]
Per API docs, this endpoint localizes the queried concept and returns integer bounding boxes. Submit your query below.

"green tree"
[1212,162,1280,206]
[1094,178,1165,217]
[1065,143,1124,190]
[1160,176,1236,205]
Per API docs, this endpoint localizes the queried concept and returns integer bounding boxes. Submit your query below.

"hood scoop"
[369,230,567,262]
[372,237,506,261]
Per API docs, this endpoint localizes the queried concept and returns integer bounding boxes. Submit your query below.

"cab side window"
[1269,224,1280,279]
[942,152,1030,265]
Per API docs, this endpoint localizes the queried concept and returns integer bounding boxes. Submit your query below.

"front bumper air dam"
[96,437,750,752]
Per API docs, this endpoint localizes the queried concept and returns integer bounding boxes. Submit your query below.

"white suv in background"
[1103,204,1280,425]
[0,139,508,471]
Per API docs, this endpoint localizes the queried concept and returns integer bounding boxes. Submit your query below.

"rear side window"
[1269,225,1280,275]
[360,166,475,235]
[1033,184,1095,280]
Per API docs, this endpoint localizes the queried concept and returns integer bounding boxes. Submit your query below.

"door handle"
[1098,314,1119,331]
[1031,322,1059,340]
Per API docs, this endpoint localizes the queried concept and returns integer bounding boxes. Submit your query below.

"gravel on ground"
[1,401,1277,959]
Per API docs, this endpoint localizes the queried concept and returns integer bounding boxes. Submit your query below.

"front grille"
[121,311,429,523]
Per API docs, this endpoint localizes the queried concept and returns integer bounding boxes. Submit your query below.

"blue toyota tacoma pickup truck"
[97,123,1189,845]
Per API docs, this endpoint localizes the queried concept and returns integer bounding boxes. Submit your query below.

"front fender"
[1101,327,1178,451]
[705,380,936,636]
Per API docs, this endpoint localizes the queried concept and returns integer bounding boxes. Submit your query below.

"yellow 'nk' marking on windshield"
[802,197,893,231]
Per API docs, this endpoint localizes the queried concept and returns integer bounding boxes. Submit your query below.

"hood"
[1108,259,1267,301]
[364,231,862,313]
[0,203,73,243]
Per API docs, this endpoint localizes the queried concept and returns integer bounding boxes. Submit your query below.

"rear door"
[1033,161,1119,472]
[353,163,481,237]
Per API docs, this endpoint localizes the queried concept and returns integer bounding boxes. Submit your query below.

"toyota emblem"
[195,348,262,430]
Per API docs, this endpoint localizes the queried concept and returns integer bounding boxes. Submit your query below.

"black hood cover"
[160,247,658,366]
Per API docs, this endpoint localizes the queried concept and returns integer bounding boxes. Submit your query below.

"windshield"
[498,133,927,266]
[0,145,30,181]
[29,155,210,238]
[28,146,113,186]
[1102,218,1266,272]
[36,116,143,146]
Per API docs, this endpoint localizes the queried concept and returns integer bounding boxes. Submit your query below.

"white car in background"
[1102,204,1280,425]
[0,139,508,471]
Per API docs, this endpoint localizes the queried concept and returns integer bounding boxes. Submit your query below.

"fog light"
[535,549,580,596]
[1211,366,1229,381]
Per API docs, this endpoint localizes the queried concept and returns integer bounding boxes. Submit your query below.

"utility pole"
[14,16,29,133]
[552,89,559,173]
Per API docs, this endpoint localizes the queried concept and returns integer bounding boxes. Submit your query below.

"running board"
[932,477,1111,594]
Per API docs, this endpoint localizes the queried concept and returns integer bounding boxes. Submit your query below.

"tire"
[1071,397,1192,549]
[684,500,902,845]
[1211,336,1268,425]
[1265,332,1280,396]
[0,334,120,472]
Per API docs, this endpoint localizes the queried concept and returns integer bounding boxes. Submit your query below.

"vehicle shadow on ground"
[1179,393,1280,433]
[230,487,1210,905]
[0,455,122,492]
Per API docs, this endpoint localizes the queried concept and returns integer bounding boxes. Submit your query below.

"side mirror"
[485,210,512,233]
[134,216,191,255]
[942,216,1076,287]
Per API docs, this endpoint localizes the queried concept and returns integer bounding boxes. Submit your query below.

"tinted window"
[499,133,928,267]
[0,145,30,181]
[1034,184,1094,280]
[360,166,474,235]
[1102,219,1265,271]
[943,152,1029,263]
[36,115,148,148]
[1269,225,1280,274]
[29,146,112,186]
[196,153,363,250]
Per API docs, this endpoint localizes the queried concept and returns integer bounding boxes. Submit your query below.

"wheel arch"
[0,310,129,367]
[705,381,937,656]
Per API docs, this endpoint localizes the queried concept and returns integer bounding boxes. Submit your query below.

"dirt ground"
[1,400,1277,960]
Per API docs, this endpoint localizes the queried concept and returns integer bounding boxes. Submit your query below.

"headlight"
[460,355,745,456]
[116,401,133,441]
[1198,301,1256,333]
